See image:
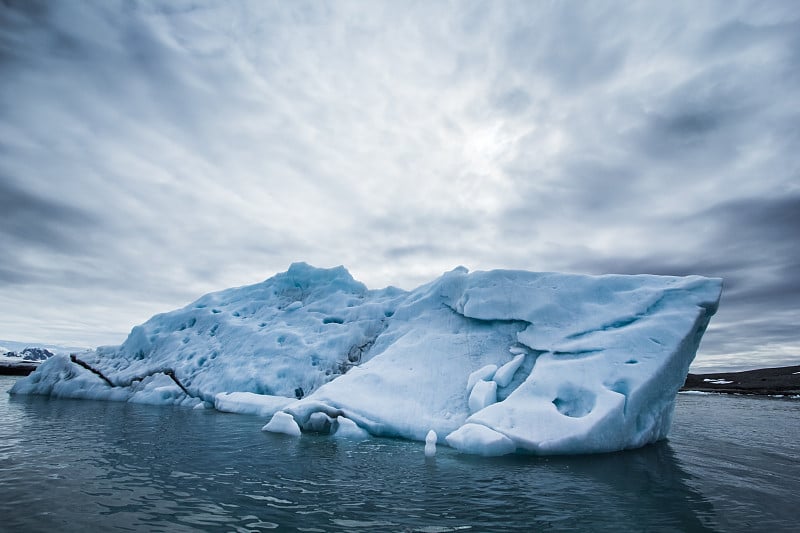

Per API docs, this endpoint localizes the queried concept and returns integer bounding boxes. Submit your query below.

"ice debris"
[262,411,301,437]
[425,430,437,457]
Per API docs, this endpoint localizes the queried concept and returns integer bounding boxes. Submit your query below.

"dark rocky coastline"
[682,365,800,396]
[0,347,54,376]
[0,361,40,376]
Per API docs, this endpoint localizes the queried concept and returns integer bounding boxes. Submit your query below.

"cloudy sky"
[1,0,797,370]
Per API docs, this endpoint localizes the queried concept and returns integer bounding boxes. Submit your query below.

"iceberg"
[11,263,721,456]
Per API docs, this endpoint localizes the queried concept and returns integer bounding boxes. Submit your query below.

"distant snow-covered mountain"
[0,340,87,356]
[0,347,55,361]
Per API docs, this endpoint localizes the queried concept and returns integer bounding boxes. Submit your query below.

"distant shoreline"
[682,365,800,396]
[0,362,40,376]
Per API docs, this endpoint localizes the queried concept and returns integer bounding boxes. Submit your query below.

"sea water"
[1,375,798,532]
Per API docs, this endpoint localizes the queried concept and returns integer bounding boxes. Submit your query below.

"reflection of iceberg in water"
[415,439,724,531]
[535,442,719,531]
[0,385,748,532]
[9,376,797,531]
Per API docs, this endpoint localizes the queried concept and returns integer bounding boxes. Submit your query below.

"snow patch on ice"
[702,378,734,385]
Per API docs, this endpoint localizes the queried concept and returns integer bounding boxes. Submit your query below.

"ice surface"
[9,354,198,406]
[306,412,334,432]
[468,380,497,413]
[467,364,498,392]
[333,416,370,440]
[493,354,526,387]
[445,423,516,456]
[11,263,721,456]
[214,392,295,417]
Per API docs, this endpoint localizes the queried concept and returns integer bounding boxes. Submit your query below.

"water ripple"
[2,376,799,532]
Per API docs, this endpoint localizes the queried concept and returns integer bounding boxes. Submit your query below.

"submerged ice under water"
[1,376,798,532]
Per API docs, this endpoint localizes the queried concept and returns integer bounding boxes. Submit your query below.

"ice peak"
[272,262,367,296]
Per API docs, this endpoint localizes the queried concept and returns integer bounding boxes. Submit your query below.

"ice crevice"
[11,264,722,456]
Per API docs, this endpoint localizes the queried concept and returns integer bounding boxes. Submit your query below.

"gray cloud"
[0,179,96,253]
[0,0,797,369]
[504,3,628,91]
[694,196,800,307]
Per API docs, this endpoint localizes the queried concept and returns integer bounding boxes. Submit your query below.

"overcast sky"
[1,0,798,371]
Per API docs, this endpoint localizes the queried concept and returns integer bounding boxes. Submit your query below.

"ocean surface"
[1,375,798,532]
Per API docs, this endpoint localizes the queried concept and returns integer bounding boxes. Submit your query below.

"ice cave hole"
[552,384,596,418]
